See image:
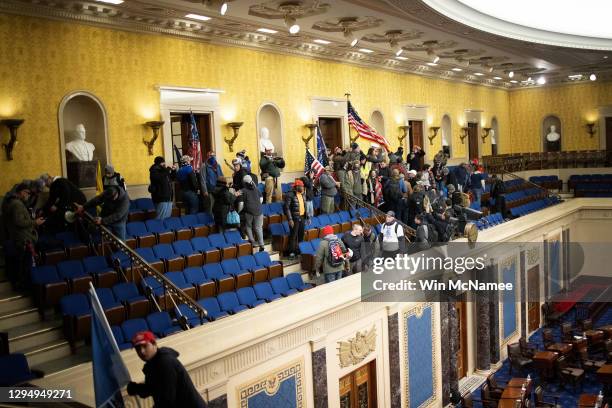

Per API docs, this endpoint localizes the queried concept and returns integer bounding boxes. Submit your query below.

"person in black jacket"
[177,156,201,215]
[127,331,207,408]
[102,164,126,191]
[408,146,425,171]
[301,170,316,220]
[231,159,249,191]
[149,156,176,220]
[342,224,364,275]
[40,177,86,234]
[76,185,130,241]
[284,179,308,258]
[211,177,236,231]
[237,175,264,251]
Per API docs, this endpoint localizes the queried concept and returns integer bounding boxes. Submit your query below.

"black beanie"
[154,156,165,165]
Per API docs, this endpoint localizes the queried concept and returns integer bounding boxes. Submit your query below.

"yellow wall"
[508,82,612,153]
[0,14,512,192]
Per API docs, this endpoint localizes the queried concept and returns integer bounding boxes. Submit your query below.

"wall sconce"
[586,122,597,138]
[143,121,164,156]
[428,126,440,145]
[481,127,492,142]
[303,123,318,148]
[460,127,469,144]
[398,125,410,144]
[1,118,24,161]
[225,122,243,152]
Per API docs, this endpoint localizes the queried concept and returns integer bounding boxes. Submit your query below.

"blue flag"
[90,283,131,408]
[316,126,329,167]
[189,111,202,171]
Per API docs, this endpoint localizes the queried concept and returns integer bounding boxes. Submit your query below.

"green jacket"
[259,154,281,178]
[5,197,37,247]
[337,169,354,196]
[314,235,347,275]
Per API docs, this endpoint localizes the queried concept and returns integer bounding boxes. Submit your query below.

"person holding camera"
[284,179,308,259]
[76,185,130,241]
[260,147,283,203]
[149,156,176,220]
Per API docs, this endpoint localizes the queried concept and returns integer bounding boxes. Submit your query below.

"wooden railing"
[81,212,208,322]
[482,150,610,174]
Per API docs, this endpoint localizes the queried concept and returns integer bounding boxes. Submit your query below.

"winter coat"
[128,347,207,408]
[212,181,235,227]
[231,167,249,191]
[319,173,338,197]
[283,190,307,222]
[205,158,223,192]
[337,169,354,196]
[177,165,199,193]
[4,197,37,247]
[408,150,425,171]
[239,182,262,216]
[259,153,281,178]
[314,234,348,275]
[42,178,86,212]
[84,185,130,226]
[149,164,175,203]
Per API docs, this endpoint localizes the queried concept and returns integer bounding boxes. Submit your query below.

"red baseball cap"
[322,225,333,236]
[131,331,156,346]
[293,179,304,187]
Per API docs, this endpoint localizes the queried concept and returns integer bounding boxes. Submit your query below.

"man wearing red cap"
[127,331,207,407]
[283,179,308,259]
[314,225,350,282]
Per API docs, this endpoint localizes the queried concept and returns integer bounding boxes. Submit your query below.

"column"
[388,313,401,408]
[312,347,328,408]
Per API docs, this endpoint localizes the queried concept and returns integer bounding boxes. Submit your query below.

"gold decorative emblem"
[337,325,377,368]
[526,246,539,265]
[264,375,281,396]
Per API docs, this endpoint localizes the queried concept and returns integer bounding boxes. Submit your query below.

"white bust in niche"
[546,125,560,142]
[441,129,449,147]
[259,127,275,153]
[490,129,496,145]
[65,124,95,161]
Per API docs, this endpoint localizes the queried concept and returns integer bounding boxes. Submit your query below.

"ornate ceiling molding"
[311,15,383,33]
[248,0,331,19]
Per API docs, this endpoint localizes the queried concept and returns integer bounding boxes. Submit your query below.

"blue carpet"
[469,307,611,407]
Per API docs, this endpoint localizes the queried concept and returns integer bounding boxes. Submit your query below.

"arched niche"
[491,116,499,155]
[542,115,561,152]
[370,110,385,136]
[256,102,284,156]
[441,114,452,158]
[58,91,110,188]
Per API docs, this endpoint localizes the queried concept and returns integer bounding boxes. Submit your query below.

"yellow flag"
[96,160,103,195]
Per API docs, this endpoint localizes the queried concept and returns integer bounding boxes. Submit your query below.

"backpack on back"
[326,238,345,268]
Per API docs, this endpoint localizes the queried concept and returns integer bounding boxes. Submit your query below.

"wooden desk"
[597,364,612,385]
[578,394,598,408]
[547,342,573,357]
[500,386,528,408]
[507,378,532,391]
[533,351,558,380]
[599,325,612,339]
[571,337,588,351]
[585,330,605,347]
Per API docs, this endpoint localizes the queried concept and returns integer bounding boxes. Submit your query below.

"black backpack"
[426,224,439,243]
[326,238,344,268]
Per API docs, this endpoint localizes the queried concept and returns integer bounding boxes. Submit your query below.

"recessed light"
[474,72,484,76]
[537,76,546,85]
[395,56,409,61]
[395,49,404,57]
[527,77,532,82]
[257,28,278,34]
[313,39,330,45]
[493,76,502,80]
[95,0,123,3]
[508,71,514,78]
[350,38,358,47]
[359,48,374,53]
[510,80,518,83]
[568,74,583,80]
[220,2,228,15]
[452,68,463,72]
[604,56,609,59]
[590,73,597,81]
[427,62,438,66]
[185,13,211,21]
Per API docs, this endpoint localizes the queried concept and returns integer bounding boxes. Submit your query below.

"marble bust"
[546,125,560,142]
[490,129,496,145]
[65,124,95,161]
[259,127,275,153]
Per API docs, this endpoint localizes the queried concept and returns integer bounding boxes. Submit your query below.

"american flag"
[305,149,324,179]
[347,101,390,151]
[316,126,329,167]
[188,111,202,170]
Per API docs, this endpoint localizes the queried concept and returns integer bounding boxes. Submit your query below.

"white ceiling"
[3,0,611,88]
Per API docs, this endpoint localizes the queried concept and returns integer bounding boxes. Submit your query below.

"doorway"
[319,117,344,150]
[170,112,214,166]
[467,122,479,161]
[408,120,425,169]
[454,300,468,380]
[528,265,541,333]
[339,360,377,408]
[606,117,612,164]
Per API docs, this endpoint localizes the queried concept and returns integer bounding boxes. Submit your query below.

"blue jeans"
[155,202,173,219]
[109,222,127,242]
[324,271,343,282]
[471,188,483,205]
[305,200,314,219]
[182,191,199,215]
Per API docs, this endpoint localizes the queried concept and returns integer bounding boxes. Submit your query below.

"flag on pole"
[173,144,183,165]
[347,101,391,151]
[315,126,329,167]
[96,161,104,195]
[304,149,324,179]
[89,283,131,408]
[188,112,202,171]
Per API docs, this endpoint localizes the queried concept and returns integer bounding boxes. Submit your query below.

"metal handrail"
[499,169,550,198]
[80,212,208,321]
[340,190,416,241]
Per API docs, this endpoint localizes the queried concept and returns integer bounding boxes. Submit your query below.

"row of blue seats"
[574,183,612,191]
[578,192,612,197]
[502,188,544,202]
[509,197,560,217]
[475,213,505,231]
[529,175,560,183]
[569,174,612,182]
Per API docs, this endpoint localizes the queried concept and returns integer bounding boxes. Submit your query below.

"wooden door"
[319,117,343,150]
[339,360,377,408]
[409,120,425,169]
[468,123,479,160]
[171,113,213,162]
[455,301,468,380]
[606,117,612,164]
[528,265,541,332]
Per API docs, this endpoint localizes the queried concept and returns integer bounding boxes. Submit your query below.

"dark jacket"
[301,176,315,201]
[149,164,175,203]
[205,158,223,192]
[232,167,249,191]
[259,153,281,178]
[102,173,126,191]
[342,232,363,261]
[84,186,130,226]
[128,347,206,408]
[283,190,307,222]
[211,181,235,226]
[408,150,425,171]
[454,166,469,187]
[42,178,86,212]
[177,165,199,193]
[319,173,337,197]
[4,196,37,247]
[384,178,403,205]
[239,182,262,216]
